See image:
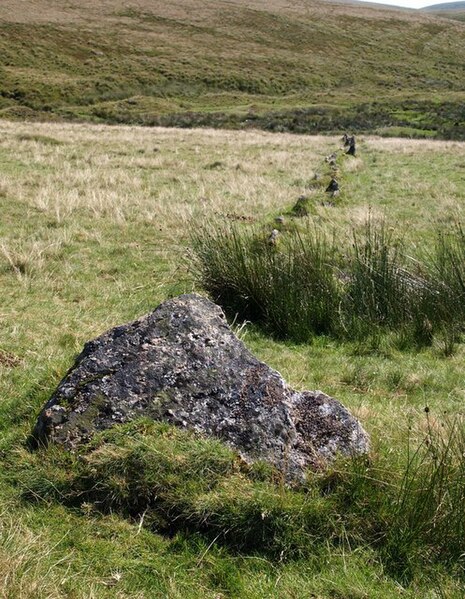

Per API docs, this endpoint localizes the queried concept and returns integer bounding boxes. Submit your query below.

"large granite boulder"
[33,294,369,480]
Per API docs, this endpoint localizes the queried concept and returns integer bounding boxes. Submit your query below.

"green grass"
[1,121,465,596]
[0,0,465,138]
[13,417,465,585]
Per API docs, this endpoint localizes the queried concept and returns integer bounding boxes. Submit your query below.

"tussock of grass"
[191,222,340,340]
[380,416,465,582]
[15,417,465,585]
[19,421,335,558]
[192,218,465,348]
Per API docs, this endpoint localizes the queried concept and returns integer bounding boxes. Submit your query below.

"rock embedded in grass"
[33,294,369,480]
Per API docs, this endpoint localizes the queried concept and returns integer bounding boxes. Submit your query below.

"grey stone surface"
[33,294,369,480]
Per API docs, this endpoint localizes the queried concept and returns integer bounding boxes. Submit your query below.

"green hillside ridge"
[422,1,465,10]
[1,0,465,137]
[421,2,465,21]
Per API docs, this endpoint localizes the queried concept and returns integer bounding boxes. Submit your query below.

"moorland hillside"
[0,0,464,137]
[422,1,465,21]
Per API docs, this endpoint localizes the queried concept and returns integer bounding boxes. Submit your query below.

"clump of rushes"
[429,222,465,323]
[16,416,465,584]
[191,222,342,342]
[344,219,410,331]
[380,414,465,582]
[189,223,273,323]
[343,220,439,347]
[191,218,465,347]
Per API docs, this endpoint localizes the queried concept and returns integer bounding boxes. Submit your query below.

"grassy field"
[1,0,465,138]
[1,120,465,597]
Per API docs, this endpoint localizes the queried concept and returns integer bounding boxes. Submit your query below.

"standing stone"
[33,294,369,480]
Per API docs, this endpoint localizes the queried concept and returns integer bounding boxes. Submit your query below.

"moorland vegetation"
[1,0,465,138]
[2,1,465,596]
[1,120,465,596]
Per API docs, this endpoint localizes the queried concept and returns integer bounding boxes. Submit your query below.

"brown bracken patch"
[0,350,21,368]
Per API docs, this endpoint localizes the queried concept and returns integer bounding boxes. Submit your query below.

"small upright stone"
[345,135,356,156]
[291,195,310,217]
[268,229,280,246]
[325,178,340,198]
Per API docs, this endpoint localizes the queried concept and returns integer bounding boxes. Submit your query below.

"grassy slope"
[1,120,465,596]
[422,9,465,21]
[0,0,465,137]
[422,0,465,18]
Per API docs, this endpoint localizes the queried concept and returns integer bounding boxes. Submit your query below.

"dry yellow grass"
[2,121,464,234]
[0,121,335,228]
[1,120,464,378]
[1,119,465,313]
